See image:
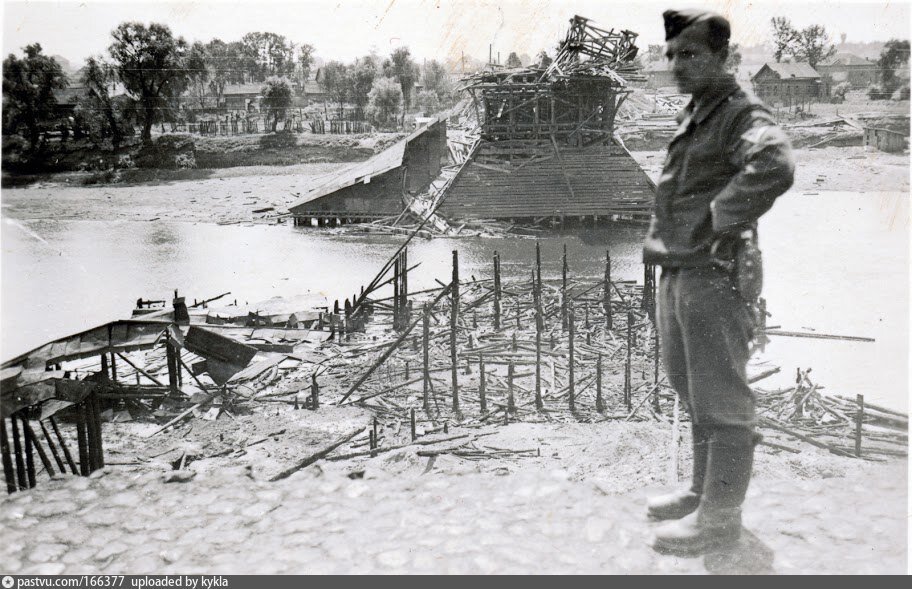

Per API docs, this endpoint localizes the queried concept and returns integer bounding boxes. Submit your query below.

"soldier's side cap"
[663,9,731,47]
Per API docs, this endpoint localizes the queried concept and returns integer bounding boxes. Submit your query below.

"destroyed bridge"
[291,15,656,227]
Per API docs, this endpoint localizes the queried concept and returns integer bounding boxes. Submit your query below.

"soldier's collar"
[685,75,740,126]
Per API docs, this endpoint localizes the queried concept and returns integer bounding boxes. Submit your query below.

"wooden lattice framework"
[462,15,642,147]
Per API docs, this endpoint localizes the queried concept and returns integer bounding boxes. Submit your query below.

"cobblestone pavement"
[1,456,906,575]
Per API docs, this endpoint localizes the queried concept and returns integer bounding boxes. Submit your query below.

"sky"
[2,0,910,66]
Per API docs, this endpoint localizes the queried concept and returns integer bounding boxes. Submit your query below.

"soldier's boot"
[646,425,709,521]
[651,427,757,556]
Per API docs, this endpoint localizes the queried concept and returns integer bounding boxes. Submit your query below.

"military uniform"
[644,75,795,428]
[642,30,795,553]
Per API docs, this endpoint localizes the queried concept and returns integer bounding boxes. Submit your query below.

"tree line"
[3,22,459,151]
[319,47,456,129]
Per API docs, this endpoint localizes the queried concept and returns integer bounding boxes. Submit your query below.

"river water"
[1,190,908,410]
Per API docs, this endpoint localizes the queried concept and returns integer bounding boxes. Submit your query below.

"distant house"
[52,85,86,116]
[643,60,676,89]
[222,83,263,111]
[817,53,879,88]
[302,69,326,103]
[751,62,828,107]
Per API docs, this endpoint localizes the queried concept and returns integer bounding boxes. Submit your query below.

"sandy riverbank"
[2,147,907,226]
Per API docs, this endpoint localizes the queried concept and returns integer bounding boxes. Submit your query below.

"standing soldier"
[643,9,795,555]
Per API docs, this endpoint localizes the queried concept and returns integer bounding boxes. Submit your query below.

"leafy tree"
[505,52,522,68]
[185,42,210,109]
[793,25,837,69]
[320,60,349,117]
[241,32,295,81]
[297,43,315,82]
[770,18,836,69]
[385,47,418,120]
[204,39,232,106]
[77,56,133,149]
[2,43,68,149]
[415,89,440,115]
[536,50,552,68]
[877,39,910,96]
[770,17,799,63]
[421,60,452,101]
[725,43,743,73]
[366,76,402,129]
[108,22,190,144]
[261,77,293,132]
[347,55,379,112]
[227,40,256,84]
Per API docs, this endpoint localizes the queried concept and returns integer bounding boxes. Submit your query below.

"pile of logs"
[756,368,907,460]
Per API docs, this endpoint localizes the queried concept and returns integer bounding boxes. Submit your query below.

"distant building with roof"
[643,60,676,89]
[751,62,829,107]
[816,53,879,88]
[51,85,86,116]
[222,83,263,111]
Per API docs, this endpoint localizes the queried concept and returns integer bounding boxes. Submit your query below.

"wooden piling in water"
[402,249,409,325]
[423,303,430,411]
[393,256,401,329]
[507,361,516,413]
[534,268,543,411]
[625,310,633,410]
[568,302,576,413]
[562,244,568,330]
[596,353,605,413]
[451,250,459,412]
[604,250,613,330]
[653,328,661,413]
[479,357,487,412]
[493,251,502,330]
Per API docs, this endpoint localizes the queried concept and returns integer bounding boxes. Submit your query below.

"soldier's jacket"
[643,75,795,267]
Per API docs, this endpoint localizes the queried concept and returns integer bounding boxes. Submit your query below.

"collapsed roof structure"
[464,16,642,145]
[437,15,655,223]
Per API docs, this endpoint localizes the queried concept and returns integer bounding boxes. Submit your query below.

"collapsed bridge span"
[441,15,656,224]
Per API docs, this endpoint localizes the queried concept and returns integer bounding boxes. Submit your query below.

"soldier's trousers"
[656,266,756,428]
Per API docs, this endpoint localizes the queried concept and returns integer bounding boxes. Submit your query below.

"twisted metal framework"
[462,15,643,146]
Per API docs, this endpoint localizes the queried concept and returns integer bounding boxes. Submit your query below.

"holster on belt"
[710,228,763,303]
